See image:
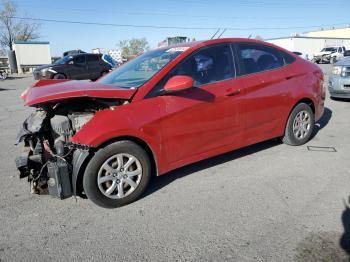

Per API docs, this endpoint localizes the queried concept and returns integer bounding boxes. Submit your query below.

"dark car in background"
[33,53,112,81]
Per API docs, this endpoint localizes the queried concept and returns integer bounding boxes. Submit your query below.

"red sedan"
[16,38,325,208]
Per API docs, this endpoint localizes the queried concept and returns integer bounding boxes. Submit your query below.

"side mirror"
[164,75,193,93]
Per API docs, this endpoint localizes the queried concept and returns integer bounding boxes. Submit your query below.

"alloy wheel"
[97,153,142,199]
[292,110,311,140]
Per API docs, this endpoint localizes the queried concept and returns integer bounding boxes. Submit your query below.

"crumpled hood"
[314,51,332,57]
[24,80,137,106]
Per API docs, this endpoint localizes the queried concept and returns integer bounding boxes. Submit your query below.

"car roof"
[160,38,283,50]
[156,38,292,56]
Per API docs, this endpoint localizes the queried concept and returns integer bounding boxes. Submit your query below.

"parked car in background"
[63,49,85,57]
[329,56,350,99]
[313,46,346,64]
[17,38,325,208]
[292,51,309,60]
[33,53,112,81]
[343,50,350,58]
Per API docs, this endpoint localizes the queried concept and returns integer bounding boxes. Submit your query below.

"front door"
[153,44,245,168]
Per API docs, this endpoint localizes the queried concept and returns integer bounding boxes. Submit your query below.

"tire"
[101,71,109,77]
[53,73,66,79]
[282,103,315,146]
[83,141,151,208]
[330,57,336,64]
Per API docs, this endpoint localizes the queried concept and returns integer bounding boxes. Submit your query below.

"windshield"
[53,55,73,65]
[98,48,186,88]
[321,48,337,52]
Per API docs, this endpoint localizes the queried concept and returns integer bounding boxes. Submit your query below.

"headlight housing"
[40,67,56,76]
[69,112,95,132]
[332,66,342,75]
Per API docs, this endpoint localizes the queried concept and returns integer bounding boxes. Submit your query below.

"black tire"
[53,73,66,79]
[101,71,109,77]
[330,57,336,64]
[83,141,151,208]
[282,103,315,146]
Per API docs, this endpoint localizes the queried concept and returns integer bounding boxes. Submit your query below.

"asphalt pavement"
[0,65,349,261]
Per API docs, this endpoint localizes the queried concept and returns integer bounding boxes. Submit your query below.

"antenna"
[210,29,220,39]
[217,28,227,38]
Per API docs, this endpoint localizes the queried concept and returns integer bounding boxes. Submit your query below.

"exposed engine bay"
[15,98,125,199]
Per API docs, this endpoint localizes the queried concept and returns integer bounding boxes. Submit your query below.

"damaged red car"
[15,38,325,208]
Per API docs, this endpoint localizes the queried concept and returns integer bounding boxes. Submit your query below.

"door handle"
[285,76,294,80]
[225,89,241,96]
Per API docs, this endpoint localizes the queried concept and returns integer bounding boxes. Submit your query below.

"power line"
[19,4,345,20]
[9,16,349,31]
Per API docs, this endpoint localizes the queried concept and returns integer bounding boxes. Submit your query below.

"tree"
[118,38,149,58]
[0,0,40,50]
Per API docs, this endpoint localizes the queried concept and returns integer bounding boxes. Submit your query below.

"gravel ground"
[0,65,349,262]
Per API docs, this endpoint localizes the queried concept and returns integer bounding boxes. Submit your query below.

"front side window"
[174,44,234,86]
[238,43,284,75]
[53,56,73,65]
[98,48,184,89]
[146,44,235,97]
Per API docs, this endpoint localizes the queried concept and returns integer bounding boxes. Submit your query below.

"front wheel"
[83,141,151,208]
[53,73,66,79]
[282,103,315,146]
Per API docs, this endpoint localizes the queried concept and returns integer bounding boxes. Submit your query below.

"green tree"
[118,38,149,58]
[0,0,40,50]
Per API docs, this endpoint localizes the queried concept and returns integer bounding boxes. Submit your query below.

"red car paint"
[24,80,136,106]
[26,38,325,176]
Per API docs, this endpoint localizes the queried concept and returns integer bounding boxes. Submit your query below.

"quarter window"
[237,43,284,75]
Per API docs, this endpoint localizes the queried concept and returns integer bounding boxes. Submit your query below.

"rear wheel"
[53,73,66,79]
[83,141,151,208]
[282,103,315,146]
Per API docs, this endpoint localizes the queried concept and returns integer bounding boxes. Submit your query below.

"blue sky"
[14,0,350,56]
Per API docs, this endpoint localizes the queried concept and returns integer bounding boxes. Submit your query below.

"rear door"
[86,54,102,80]
[234,42,290,145]
[68,54,88,80]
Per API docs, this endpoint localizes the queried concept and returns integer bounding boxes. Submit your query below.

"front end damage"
[15,97,127,199]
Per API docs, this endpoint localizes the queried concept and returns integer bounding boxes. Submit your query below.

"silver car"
[329,55,350,99]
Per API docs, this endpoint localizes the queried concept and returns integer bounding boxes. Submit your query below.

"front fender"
[71,102,167,174]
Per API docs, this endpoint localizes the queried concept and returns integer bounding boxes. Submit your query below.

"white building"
[266,35,350,60]
[12,41,51,73]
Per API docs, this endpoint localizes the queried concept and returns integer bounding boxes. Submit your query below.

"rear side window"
[87,55,100,63]
[74,55,85,64]
[237,43,284,75]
